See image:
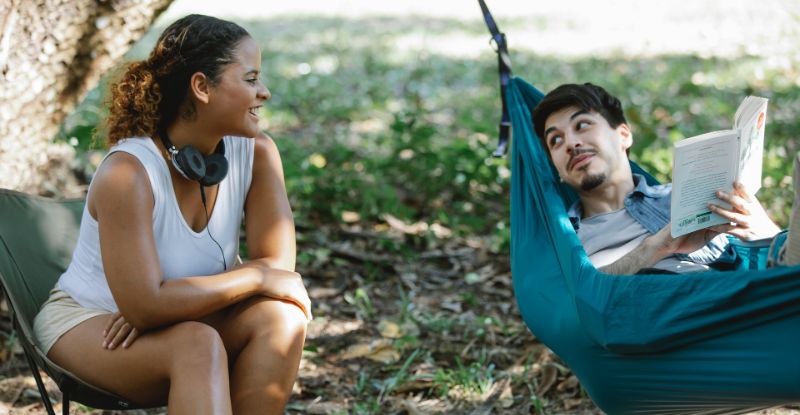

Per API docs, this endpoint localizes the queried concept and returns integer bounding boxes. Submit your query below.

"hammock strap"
[477,0,513,156]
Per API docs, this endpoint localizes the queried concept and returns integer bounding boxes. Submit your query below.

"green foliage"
[378,349,421,399]
[432,355,497,398]
[58,16,799,233]
[417,312,457,335]
[344,287,374,319]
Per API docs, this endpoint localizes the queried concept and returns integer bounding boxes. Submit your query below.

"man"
[531,83,791,274]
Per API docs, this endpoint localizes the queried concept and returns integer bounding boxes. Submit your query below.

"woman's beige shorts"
[33,289,110,355]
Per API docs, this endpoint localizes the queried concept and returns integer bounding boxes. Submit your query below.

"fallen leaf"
[383,214,429,235]
[302,400,347,414]
[557,375,579,392]
[430,223,452,238]
[308,287,342,299]
[499,381,514,408]
[440,300,462,313]
[341,211,360,223]
[564,397,584,410]
[464,272,481,284]
[536,363,558,397]
[378,319,420,339]
[400,399,425,415]
[378,320,402,338]
[394,375,434,393]
[339,339,400,363]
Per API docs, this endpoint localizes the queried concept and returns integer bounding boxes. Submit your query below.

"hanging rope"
[477,0,513,156]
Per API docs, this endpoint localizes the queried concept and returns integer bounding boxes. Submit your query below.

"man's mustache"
[569,148,596,169]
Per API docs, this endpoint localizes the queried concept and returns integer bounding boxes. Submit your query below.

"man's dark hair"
[532,83,628,144]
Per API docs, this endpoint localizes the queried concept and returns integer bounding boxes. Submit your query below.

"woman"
[32,14,310,414]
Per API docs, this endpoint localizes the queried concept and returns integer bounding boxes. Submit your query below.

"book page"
[733,96,768,194]
[671,131,738,237]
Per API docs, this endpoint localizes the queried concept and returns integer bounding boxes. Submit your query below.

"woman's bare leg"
[206,297,307,415]
[48,317,232,414]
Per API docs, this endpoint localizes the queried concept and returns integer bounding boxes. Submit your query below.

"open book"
[670,96,768,238]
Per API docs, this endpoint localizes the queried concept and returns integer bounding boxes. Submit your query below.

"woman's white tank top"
[57,136,255,312]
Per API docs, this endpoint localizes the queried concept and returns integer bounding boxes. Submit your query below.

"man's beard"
[580,173,606,191]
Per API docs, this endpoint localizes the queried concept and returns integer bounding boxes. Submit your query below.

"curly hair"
[104,14,250,145]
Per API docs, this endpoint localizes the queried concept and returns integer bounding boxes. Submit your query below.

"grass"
[432,355,497,399]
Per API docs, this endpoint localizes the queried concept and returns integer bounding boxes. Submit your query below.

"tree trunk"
[0,0,173,196]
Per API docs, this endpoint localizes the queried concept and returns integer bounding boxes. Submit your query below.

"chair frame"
[1,284,68,415]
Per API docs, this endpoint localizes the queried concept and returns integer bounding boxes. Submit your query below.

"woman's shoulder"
[94,150,151,189]
[251,132,280,162]
[111,136,160,156]
[223,132,280,171]
[96,137,160,188]
[87,150,154,218]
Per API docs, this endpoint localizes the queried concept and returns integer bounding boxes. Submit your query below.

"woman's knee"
[241,299,308,343]
[164,321,227,370]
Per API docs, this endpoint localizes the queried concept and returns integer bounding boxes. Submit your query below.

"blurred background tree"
[0,0,172,196]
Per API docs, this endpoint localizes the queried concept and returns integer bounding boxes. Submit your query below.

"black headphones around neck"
[158,130,229,187]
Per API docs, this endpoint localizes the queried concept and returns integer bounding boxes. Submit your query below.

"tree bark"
[0,0,173,196]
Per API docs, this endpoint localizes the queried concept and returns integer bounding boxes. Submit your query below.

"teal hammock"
[508,77,800,414]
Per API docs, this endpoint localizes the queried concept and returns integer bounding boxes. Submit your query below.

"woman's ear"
[189,72,210,104]
[618,123,633,151]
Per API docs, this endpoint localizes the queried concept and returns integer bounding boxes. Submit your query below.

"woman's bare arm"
[242,133,310,317]
[91,152,299,330]
[244,133,296,271]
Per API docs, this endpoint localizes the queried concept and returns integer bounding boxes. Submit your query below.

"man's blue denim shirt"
[567,173,737,266]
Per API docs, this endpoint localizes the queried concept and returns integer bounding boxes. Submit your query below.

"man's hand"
[647,224,719,258]
[600,224,716,275]
[103,312,139,350]
[708,182,780,241]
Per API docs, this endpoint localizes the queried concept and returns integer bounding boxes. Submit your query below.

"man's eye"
[549,135,563,147]
[247,78,258,84]
[577,121,590,130]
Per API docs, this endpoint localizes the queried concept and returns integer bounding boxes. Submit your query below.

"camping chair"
[0,188,142,414]
[476,2,800,413]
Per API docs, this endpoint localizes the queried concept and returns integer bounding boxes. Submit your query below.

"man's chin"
[580,173,606,192]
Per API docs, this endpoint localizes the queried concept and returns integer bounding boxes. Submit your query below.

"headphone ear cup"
[173,145,206,181]
[199,153,229,186]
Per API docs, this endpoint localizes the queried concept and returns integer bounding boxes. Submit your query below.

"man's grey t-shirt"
[577,208,710,273]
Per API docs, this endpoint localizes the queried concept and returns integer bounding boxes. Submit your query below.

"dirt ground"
[3,223,800,414]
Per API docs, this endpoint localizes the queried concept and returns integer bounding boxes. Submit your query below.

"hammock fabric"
[508,77,800,414]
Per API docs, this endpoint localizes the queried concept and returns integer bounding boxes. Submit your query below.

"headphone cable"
[199,184,228,270]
